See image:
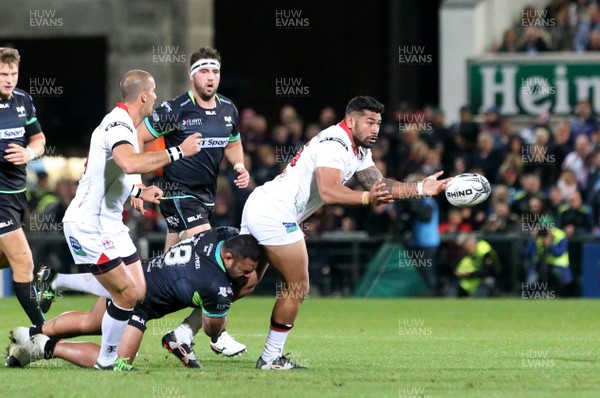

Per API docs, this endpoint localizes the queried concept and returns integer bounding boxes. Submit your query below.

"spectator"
[449,105,479,153]
[448,233,500,297]
[482,202,519,232]
[318,106,337,129]
[570,99,598,138]
[497,28,519,52]
[556,169,580,202]
[517,27,551,54]
[439,208,473,233]
[511,173,547,216]
[562,133,592,188]
[467,132,505,184]
[558,190,594,236]
[524,225,573,295]
[551,4,575,51]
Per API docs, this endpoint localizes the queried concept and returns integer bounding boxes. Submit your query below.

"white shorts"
[63,221,137,266]
[240,187,304,246]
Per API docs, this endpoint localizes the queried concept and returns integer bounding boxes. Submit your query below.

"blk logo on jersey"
[0,219,15,230]
[187,213,203,223]
[205,110,216,115]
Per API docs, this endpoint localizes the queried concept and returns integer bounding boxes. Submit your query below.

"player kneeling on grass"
[5,228,259,370]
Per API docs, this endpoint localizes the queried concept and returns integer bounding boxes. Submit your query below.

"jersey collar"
[215,240,226,273]
[187,89,220,107]
[338,119,358,155]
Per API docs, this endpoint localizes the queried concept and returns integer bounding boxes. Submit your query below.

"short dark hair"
[190,47,221,66]
[222,234,260,263]
[345,96,384,116]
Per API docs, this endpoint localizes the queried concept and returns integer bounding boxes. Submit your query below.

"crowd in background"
[492,0,600,53]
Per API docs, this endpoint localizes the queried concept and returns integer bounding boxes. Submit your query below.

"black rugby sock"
[13,281,45,325]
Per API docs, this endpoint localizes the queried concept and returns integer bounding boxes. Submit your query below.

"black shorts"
[159,196,213,233]
[0,192,26,235]
[127,300,169,333]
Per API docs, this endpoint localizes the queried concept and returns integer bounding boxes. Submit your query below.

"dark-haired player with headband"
[135,47,250,365]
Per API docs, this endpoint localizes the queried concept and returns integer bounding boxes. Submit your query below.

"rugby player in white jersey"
[21,70,203,371]
[239,96,450,369]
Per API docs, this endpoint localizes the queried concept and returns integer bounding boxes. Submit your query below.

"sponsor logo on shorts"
[283,222,299,233]
[166,215,180,228]
[69,236,86,256]
[0,219,15,230]
[187,213,203,223]
[102,239,115,251]
[199,137,229,148]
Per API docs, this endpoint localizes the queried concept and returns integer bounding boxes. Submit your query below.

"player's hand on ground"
[140,185,163,204]
[4,143,33,165]
[233,166,250,189]
[369,179,394,206]
[422,171,451,196]
[130,197,146,215]
[180,132,203,157]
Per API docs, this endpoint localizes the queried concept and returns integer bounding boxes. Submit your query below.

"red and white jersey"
[63,104,139,229]
[260,120,375,222]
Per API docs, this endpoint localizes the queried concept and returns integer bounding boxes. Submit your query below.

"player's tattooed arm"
[355,166,416,200]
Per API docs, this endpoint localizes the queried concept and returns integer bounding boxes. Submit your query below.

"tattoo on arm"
[355,166,383,190]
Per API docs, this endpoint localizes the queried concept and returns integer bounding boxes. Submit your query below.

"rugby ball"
[445,173,491,207]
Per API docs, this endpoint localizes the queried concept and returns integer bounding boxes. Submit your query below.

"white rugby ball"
[445,173,491,207]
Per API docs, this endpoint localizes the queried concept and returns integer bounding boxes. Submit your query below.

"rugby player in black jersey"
[135,47,254,364]
[6,228,259,369]
[0,47,46,326]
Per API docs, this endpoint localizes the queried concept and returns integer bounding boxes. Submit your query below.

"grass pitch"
[1,296,600,398]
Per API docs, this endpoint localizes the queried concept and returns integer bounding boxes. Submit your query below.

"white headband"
[189,58,221,77]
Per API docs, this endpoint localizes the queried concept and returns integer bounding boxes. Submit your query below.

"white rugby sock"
[96,301,132,367]
[261,329,290,362]
[173,323,194,346]
[52,273,112,298]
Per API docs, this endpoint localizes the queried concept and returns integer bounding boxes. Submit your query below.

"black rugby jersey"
[139,227,239,320]
[143,91,240,204]
[0,88,43,192]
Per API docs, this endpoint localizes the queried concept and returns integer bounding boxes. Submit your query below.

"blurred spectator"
[574,1,600,52]
[556,169,580,201]
[305,123,321,141]
[511,173,547,216]
[558,190,594,236]
[499,135,525,179]
[280,104,298,127]
[588,29,600,50]
[570,99,598,138]
[480,107,504,151]
[447,234,500,297]
[405,174,441,292]
[439,208,473,233]
[551,4,575,51]
[547,185,565,221]
[497,28,519,52]
[449,105,479,153]
[517,27,551,54]
[467,132,505,184]
[524,226,573,295]
[28,171,57,214]
[483,202,519,232]
[318,106,336,129]
[562,133,592,188]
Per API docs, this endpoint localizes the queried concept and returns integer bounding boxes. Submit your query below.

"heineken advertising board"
[468,55,600,116]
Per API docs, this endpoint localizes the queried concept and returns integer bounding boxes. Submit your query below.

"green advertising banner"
[468,56,600,116]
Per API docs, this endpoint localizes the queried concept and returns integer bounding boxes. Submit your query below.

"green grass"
[1,296,600,398]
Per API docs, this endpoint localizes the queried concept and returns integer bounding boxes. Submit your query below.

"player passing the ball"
[171,95,451,370]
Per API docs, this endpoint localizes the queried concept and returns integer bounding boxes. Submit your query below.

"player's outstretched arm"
[316,167,393,206]
[112,133,202,174]
[355,166,450,200]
